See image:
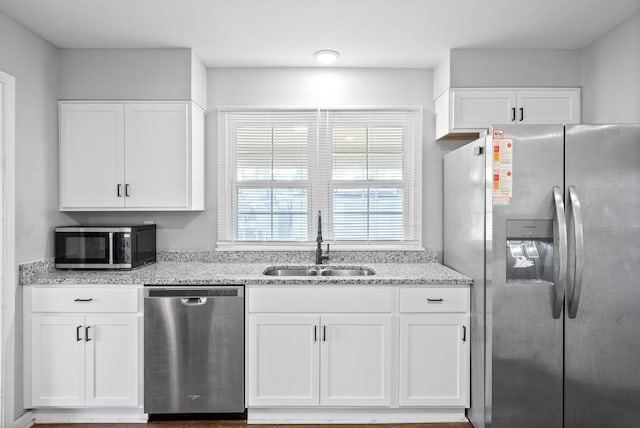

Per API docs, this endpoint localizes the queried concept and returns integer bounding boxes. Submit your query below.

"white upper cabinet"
[124,103,189,208]
[451,89,517,131]
[516,89,581,125]
[59,101,204,211]
[435,88,581,140]
[59,103,125,208]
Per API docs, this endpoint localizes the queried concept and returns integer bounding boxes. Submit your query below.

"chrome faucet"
[315,210,330,264]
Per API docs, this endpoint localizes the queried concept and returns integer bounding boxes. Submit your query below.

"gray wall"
[0,14,72,265]
[582,13,640,123]
[434,49,583,100]
[59,48,193,100]
[0,11,72,420]
[72,67,460,256]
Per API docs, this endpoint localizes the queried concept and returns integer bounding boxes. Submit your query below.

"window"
[218,109,422,248]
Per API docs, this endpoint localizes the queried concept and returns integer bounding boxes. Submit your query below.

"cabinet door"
[85,315,139,407]
[452,89,517,130]
[320,315,391,406]
[124,103,189,208]
[248,314,320,406]
[399,314,469,407]
[517,89,581,125]
[30,315,86,407]
[59,103,125,209]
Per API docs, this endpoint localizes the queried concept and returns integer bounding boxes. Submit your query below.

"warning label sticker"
[492,138,513,206]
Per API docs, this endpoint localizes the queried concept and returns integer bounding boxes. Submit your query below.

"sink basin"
[263,267,375,277]
[263,268,318,276]
[320,268,375,276]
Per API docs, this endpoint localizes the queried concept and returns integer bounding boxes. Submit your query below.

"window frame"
[217,107,423,251]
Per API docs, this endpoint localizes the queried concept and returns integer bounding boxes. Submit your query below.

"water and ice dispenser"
[506,220,554,284]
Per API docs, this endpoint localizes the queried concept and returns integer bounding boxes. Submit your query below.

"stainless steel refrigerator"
[443,124,640,428]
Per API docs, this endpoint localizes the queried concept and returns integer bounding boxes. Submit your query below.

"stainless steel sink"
[320,268,375,276]
[263,268,318,276]
[263,267,375,277]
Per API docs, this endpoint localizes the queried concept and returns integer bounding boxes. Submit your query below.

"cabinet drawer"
[399,288,468,313]
[248,287,393,313]
[30,287,139,313]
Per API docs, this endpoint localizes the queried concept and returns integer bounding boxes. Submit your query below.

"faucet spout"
[316,210,323,243]
[315,210,330,264]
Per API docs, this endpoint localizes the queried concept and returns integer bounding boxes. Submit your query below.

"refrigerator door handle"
[567,186,584,319]
[552,186,567,319]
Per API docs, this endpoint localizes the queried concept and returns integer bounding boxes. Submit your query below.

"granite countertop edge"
[22,261,472,287]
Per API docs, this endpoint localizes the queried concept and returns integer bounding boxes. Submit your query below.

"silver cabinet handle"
[552,186,567,319]
[125,184,131,197]
[567,186,584,319]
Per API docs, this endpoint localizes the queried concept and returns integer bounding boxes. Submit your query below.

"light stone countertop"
[23,261,471,287]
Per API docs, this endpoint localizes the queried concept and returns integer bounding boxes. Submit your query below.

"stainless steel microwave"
[55,225,156,269]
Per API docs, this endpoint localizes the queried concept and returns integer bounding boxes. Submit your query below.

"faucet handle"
[322,243,330,262]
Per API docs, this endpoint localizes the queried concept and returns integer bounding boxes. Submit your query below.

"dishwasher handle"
[146,286,244,298]
[180,297,207,305]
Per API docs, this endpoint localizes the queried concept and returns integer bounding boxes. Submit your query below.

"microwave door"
[55,232,113,267]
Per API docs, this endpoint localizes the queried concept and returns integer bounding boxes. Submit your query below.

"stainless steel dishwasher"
[144,285,244,414]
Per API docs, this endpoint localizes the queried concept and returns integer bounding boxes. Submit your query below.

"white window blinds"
[218,109,422,248]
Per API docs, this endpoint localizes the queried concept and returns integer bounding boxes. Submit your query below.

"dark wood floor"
[36,422,472,428]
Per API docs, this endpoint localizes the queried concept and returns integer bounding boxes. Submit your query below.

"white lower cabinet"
[84,315,139,407]
[30,315,86,407]
[25,286,142,409]
[248,314,319,406]
[320,315,391,406]
[248,313,391,407]
[399,314,469,407]
[246,285,470,421]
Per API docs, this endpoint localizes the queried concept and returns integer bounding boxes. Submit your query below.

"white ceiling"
[1,0,639,68]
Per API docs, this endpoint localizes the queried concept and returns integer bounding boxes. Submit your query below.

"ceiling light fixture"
[314,49,340,65]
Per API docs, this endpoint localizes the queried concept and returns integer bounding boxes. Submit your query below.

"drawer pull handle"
[427,298,444,303]
[74,298,93,302]
[76,325,82,341]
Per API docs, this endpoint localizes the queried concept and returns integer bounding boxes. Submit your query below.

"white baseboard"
[14,411,34,428]
[32,408,147,424]
[247,407,468,424]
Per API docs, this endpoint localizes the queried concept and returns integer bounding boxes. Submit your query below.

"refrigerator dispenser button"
[524,241,540,258]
